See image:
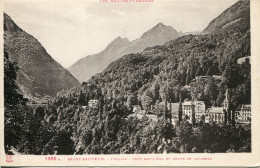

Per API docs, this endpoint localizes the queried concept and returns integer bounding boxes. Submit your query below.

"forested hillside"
[84,29,250,111]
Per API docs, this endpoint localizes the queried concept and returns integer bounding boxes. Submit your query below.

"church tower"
[223,88,233,124]
[223,89,230,111]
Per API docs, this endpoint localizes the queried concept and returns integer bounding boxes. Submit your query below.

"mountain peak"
[152,22,168,31]
[114,36,122,40]
[4,13,22,33]
[156,22,165,27]
[108,36,129,47]
[140,22,178,39]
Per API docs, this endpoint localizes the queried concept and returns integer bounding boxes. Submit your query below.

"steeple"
[223,89,230,110]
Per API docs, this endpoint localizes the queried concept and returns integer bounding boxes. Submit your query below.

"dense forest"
[4,0,251,154]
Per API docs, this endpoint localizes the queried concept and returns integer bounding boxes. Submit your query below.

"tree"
[191,100,196,126]
[195,66,202,77]
[141,89,154,112]
[126,94,137,108]
[151,81,160,101]
[78,90,86,105]
[178,100,183,122]
[99,96,104,120]
[206,67,212,76]
[231,104,236,126]
[222,64,241,88]
[56,130,75,154]
[176,121,193,152]
[186,73,191,85]
[204,78,217,108]
[4,48,28,153]
[4,48,28,106]
[169,100,172,123]
[223,109,227,126]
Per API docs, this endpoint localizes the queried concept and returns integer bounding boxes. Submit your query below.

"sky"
[4,0,238,68]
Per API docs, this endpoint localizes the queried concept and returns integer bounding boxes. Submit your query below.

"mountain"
[68,23,180,82]
[203,0,250,33]
[4,13,80,101]
[50,0,251,154]
[5,0,251,155]
[78,0,250,110]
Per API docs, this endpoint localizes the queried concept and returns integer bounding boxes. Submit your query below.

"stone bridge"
[29,104,48,120]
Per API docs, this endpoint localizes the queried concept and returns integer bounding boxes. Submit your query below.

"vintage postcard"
[0,0,260,166]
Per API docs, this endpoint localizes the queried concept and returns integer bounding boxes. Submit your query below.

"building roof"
[207,107,223,114]
[241,104,251,109]
[182,101,205,106]
[182,101,192,106]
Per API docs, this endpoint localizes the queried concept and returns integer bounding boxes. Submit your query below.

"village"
[128,89,251,125]
[84,87,251,126]
[127,57,251,126]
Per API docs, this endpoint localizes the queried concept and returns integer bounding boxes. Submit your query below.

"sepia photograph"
[1,0,260,166]
[2,0,252,155]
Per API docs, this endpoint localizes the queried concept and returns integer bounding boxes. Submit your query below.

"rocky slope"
[68,23,180,82]
[203,0,250,34]
[4,13,80,101]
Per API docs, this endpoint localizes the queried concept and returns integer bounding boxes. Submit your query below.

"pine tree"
[231,104,236,126]
[195,66,202,77]
[178,99,183,122]
[186,73,191,85]
[227,108,231,125]
[169,100,172,123]
[99,95,104,120]
[206,67,212,76]
[191,100,196,126]
[223,109,227,126]
[227,89,232,124]
[164,99,168,121]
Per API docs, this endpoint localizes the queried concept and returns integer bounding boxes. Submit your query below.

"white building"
[239,104,251,123]
[88,99,99,108]
[204,89,229,124]
[182,100,206,122]
[206,107,225,124]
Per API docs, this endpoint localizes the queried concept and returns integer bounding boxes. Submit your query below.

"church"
[205,89,233,124]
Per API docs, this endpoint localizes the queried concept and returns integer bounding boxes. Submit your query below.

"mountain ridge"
[4,13,80,101]
[68,23,180,82]
[203,0,249,33]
